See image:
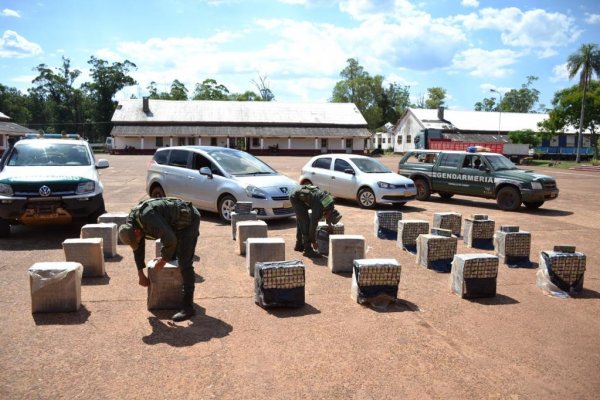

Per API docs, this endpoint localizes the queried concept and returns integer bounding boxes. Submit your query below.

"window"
[397,136,402,144]
[406,135,412,143]
[345,139,353,148]
[252,138,260,147]
[153,149,169,165]
[155,137,163,147]
[334,158,353,172]
[168,149,189,167]
[382,138,386,144]
[210,137,217,146]
[321,139,328,148]
[438,153,462,168]
[312,157,331,170]
[178,137,186,146]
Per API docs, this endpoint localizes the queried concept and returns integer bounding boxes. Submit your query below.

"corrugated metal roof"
[0,121,36,135]
[111,99,368,126]
[111,125,371,138]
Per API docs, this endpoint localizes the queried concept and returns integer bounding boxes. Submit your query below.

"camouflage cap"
[118,223,140,251]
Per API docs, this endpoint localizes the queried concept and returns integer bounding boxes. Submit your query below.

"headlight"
[76,181,95,194]
[530,182,543,190]
[377,181,402,189]
[246,185,267,199]
[0,183,13,196]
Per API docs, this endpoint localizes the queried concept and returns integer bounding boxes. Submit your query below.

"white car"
[0,134,109,237]
[146,146,297,221]
[299,154,416,208]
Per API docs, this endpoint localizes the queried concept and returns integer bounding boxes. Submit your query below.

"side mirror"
[344,168,355,175]
[199,166,213,178]
[96,159,109,169]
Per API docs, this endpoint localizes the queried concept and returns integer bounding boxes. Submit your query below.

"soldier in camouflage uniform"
[119,197,201,322]
[289,184,341,257]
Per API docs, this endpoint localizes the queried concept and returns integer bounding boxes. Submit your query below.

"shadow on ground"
[32,305,91,325]
[467,293,520,305]
[266,303,321,318]
[143,306,232,347]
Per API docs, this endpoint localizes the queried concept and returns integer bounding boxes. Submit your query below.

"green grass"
[526,159,597,169]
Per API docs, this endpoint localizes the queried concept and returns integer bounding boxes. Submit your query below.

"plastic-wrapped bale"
[432,212,462,236]
[493,226,533,268]
[234,201,253,214]
[80,222,118,258]
[328,235,365,273]
[255,260,305,308]
[231,210,258,240]
[397,220,429,253]
[62,238,105,277]
[246,237,286,277]
[147,259,183,310]
[316,222,345,255]
[374,210,402,240]
[451,254,499,298]
[236,220,268,255]
[351,259,401,305]
[29,262,83,313]
[463,215,495,250]
[416,233,457,272]
[537,246,586,295]
[97,212,128,244]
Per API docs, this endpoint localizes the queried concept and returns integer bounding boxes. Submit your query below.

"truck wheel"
[218,194,237,222]
[496,187,521,211]
[414,179,431,201]
[439,192,454,200]
[0,219,10,238]
[357,187,376,208]
[524,201,544,209]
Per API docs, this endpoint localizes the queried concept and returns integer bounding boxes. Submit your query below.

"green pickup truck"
[397,150,559,211]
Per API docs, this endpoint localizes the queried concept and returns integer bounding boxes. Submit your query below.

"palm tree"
[566,43,600,162]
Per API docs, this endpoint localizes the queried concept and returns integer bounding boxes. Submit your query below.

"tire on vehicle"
[496,186,522,211]
[357,187,376,208]
[149,184,165,198]
[218,194,237,221]
[524,201,544,209]
[0,218,10,238]
[414,178,431,201]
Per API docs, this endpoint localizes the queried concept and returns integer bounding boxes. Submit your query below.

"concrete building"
[393,107,590,154]
[109,98,371,155]
[0,112,35,155]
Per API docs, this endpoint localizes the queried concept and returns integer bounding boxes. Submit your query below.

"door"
[329,158,356,198]
[307,157,332,191]
[432,153,464,194]
[185,152,224,210]
[163,149,192,198]
[459,155,494,197]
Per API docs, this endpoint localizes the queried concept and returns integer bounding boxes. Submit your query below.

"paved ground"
[1,154,599,399]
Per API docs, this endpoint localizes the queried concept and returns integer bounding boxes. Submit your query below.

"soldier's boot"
[294,242,304,252]
[172,291,196,322]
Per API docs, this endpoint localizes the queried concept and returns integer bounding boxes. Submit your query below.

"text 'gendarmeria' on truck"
[397,149,559,211]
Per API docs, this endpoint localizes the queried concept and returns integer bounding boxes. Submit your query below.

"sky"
[1,0,599,118]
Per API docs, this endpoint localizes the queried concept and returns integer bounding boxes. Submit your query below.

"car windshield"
[486,154,518,171]
[351,157,391,173]
[7,142,91,166]
[207,148,277,176]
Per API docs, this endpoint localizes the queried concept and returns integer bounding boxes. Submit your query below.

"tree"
[379,83,411,126]
[540,81,600,159]
[229,90,262,101]
[425,87,446,109]
[169,79,188,100]
[566,43,600,162]
[474,97,497,112]
[251,74,274,101]
[500,76,540,113]
[83,56,137,140]
[0,84,32,124]
[192,79,230,100]
[508,129,540,147]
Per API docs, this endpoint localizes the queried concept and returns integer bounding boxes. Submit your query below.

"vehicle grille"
[12,182,78,197]
[271,195,290,201]
[273,207,294,215]
[382,195,416,201]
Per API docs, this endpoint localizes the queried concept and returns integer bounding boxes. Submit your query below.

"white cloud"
[454,7,580,57]
[461,0,479,7]
[1,8,20,18]
[550,63,570,83]
[585,13,600,24]
[0,30,43,58]
[452,48,522,78]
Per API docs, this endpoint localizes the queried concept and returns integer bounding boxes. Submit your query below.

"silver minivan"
[146,146,297,221]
